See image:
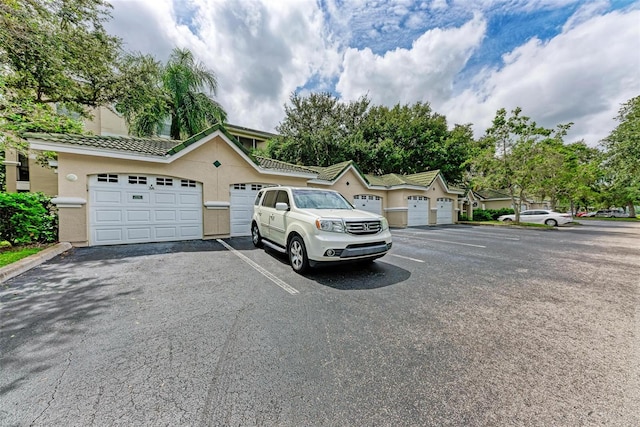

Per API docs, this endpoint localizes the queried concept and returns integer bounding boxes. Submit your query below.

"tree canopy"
[0,0,119,150]
[261,92,473,183]
[601,95,640,216]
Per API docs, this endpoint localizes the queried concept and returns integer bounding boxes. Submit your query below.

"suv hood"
[303,208,382,220]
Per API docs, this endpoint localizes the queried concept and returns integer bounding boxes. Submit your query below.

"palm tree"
[117,47,226,139]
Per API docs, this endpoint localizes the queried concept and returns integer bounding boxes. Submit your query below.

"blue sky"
[108,0,639,145]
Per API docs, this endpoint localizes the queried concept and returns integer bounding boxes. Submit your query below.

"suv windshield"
[292,189,353,210]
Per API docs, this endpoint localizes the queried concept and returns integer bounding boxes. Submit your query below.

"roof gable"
[473,189,512,200]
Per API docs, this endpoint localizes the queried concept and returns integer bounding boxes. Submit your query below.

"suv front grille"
[345,220,382,235]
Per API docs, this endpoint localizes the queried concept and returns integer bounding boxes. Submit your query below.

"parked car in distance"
[251,186,393,273]
[594,209,629,218]
[497,209,573,226]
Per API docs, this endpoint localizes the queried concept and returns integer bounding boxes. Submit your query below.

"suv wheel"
[288,235,309,274]
[251,222,262,248]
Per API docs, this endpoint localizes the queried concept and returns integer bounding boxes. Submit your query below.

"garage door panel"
[127,210,151,222]
[155,193,177,204]
[354,195,382,215]
[95,210,122,223]
[230,184,266,237]
[94,190,122,204]
[95,228,123,243]
[127,228,152,240]
[179,226,201,238]
[89,174,203,246]
[407,196,429,226]
[179,193,200,204]
[437,198,453,225]
[154,210,177,221]
[155,227,178,239]
[179,209,200,221]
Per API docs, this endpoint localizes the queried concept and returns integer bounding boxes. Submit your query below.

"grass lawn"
[0,244,49,268]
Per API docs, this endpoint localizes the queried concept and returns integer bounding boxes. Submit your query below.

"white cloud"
[336,13,487,106]
[105,0,639,146]
[442,8,640,145]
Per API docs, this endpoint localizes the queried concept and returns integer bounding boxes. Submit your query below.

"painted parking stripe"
[392,233,487,248]
[390,254,425,263]
[420,228,521,241]
[216,239,299,295]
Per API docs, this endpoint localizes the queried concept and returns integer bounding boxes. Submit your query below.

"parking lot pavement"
[1,222,639,426]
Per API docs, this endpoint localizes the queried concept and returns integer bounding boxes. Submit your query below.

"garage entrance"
[353,194,382,215]
[230,183,268,236]
[436,198,453,224]
[407,195,429,226]
[89,174,203,246]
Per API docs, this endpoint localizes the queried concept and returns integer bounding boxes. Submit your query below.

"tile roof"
[24,128,457,193]
[255,156,316,175]
[23,132,179,157]
[474,189,511,200]
[312,160,353,181]
[24,124,249,159]
[405,170,439,186]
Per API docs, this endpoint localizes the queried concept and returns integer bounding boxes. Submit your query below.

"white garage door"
[407,196,429,226]
[230,183,266,237]
[89,174,203,246]
[353,194,382,215]
[437,198,453,224]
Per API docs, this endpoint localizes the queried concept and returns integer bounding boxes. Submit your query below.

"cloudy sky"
[106,0,640,145]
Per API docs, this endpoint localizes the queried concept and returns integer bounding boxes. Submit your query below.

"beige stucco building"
[6,124,462,246]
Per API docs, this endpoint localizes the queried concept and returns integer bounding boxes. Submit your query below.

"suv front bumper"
[304,230,393,262]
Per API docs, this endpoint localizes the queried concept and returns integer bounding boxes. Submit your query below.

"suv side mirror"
[275,202,289,211]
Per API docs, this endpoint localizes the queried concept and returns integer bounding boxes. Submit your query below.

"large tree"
[264,92,370,167]
[601,95,640,217]
[0,0,121,110]
[0,0,120,155]
[116,48,227,140]
[470,107,569,222]
[263,93,473,183]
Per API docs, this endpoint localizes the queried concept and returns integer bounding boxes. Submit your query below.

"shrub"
[0,192,58,245]
[471,208,515,221]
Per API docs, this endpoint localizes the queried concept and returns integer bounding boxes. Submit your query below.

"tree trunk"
[628,201,636,218]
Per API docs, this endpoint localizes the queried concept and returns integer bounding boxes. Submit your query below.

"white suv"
[251,187,393,273]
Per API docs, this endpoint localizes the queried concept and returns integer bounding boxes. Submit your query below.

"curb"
[0,242,73,283]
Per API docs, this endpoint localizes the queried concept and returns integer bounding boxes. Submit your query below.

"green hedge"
[471,208,515,221]
[0,192,58,245]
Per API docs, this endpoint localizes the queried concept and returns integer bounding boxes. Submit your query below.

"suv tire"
[251,222,263,248]
[288,235,309,274]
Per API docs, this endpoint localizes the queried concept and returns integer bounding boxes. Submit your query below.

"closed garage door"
[353,194,382,215]
[230,183,266,236]
[407,196,429,226]
[89,174,203,246]
[437,198,453,224]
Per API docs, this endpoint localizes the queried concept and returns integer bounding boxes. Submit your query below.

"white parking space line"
[390,254,425,263]
[394,227,520,241]
[392,233,487,248]
[216,239,299,295]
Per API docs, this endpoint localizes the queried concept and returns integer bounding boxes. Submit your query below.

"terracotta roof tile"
[24,132,178,157]
[255,156,316,175]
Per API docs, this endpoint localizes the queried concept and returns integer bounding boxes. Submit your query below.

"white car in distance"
[498,209,573,226]
[251,187,393,273]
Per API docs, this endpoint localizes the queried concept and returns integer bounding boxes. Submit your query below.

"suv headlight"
[315,218,345,233]
[381,217,389,231]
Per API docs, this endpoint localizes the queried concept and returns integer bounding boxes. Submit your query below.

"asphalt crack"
[29,350,72,426]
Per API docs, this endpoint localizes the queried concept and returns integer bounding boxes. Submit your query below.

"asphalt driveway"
[1,221,639,426]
